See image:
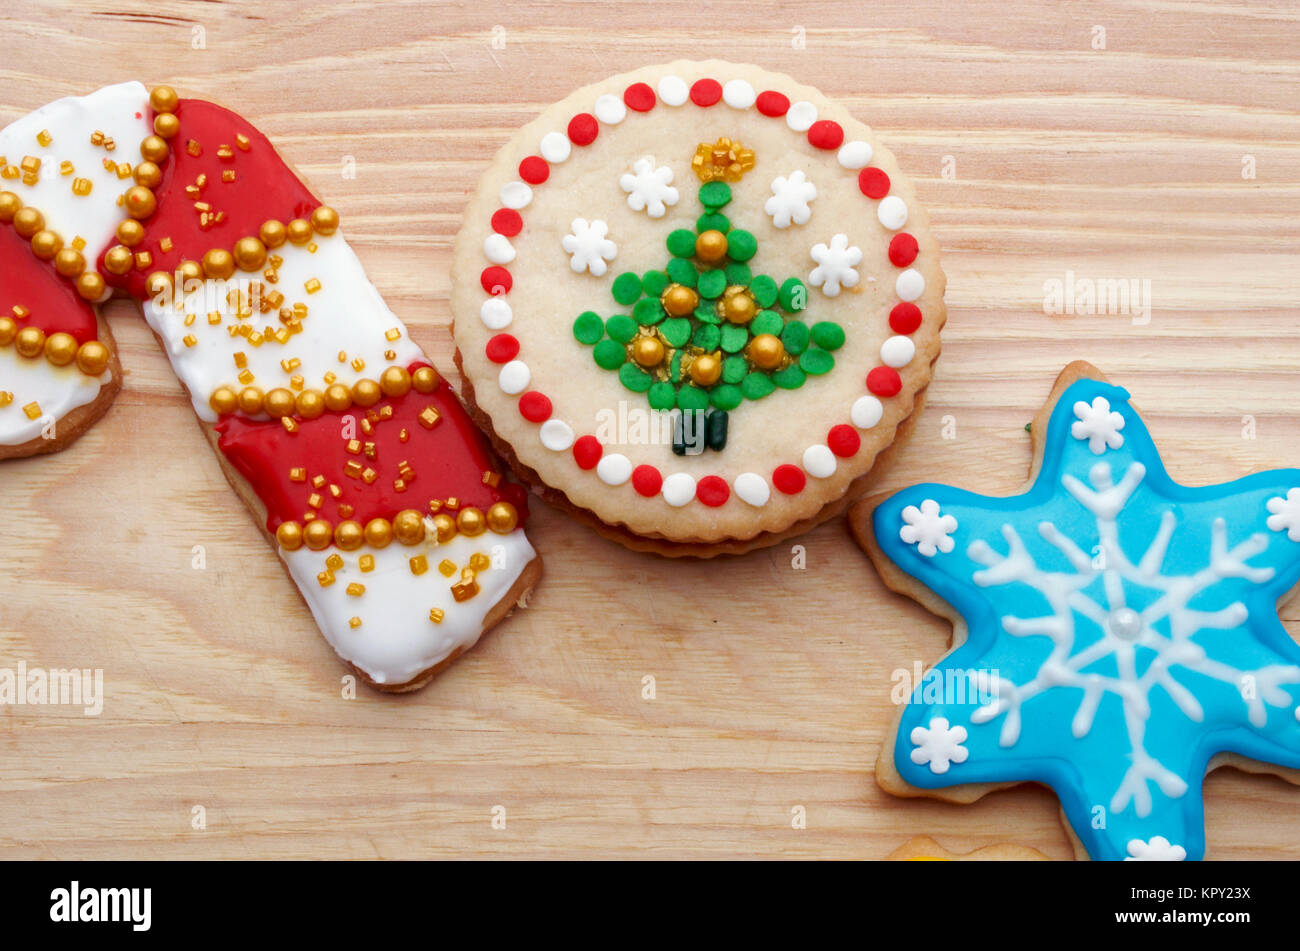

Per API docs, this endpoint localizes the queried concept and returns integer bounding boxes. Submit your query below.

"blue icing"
[874,377,1300,861]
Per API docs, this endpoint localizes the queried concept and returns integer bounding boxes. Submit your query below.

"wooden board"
[2,0,1299,860]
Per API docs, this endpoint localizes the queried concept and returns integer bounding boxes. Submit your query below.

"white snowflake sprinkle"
[808,233,861,297]
[619,157,679,219]
[910,717,969,774]
[1124,836,1187,861]
[1266,488,1300,542]
[900,499,958,557]
[764,169,817,228]
[1071,396,1125,454]
[561,218,617,276]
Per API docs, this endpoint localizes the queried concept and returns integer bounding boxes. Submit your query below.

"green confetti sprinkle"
[720,323,749,353]
[641,270,669,297]
[750,310,783,337]
[722,355,748,384]
[750,274,778,308]
[693,324,721,351]
[726,229,757,262]
[741,372,776,400]
[724,262,752,286]
[694,303,720,325]
[799,349,835,375]
[697,269,727,300]
[666,229,697,257]
[709,384,742,411]
[648,381,677,410]
[677,385,709,411]
[810,321,845,351]
[778,277,807,312]
[619,362,653,392]
[611,272,642,305]
[572,311,604,345]
[633,298,665,325]
[698,181,732,210]
[661,317,691,348]
[781,321,810,356]
[593,339,626,370]
[665,258,697,287]
[697,211,730,234]
[773,364,807,389]
[605,314,638,343]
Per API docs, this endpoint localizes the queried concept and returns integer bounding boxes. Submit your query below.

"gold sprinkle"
[12,305,30,319]
[289,467,307,482]
[469,552,491,573]
[351,357,365,372]
[22,401,41,420]
[317,571,335,587]
[409,554,429,576]
[221,170,236,183]
[418,407,440,430]
[236,133,251,151]
[234,352,248,369]
[361,467,377,484]
[187,139,202,157]
[308,493,323,509]
[345,439,361,455]
[183,334,198,348]
[71,177,93,196]
[281,417,298,433]
[393,478,407,493]
[385,328,402,342]
[208,312,222,325]
[429,608,444,624]
[304,278,321,294]
[312,474,326,488]
[59,160,74,176]
[36,129,51,147]
[326,553,344,570]
[237,369,253,384]
[345,582,365,597]
[348,616,362,629]
[482,471,501,488]
[399,428,409,443]
[359,555,375,573]
[344,461,363,479]
[0,392,12,407]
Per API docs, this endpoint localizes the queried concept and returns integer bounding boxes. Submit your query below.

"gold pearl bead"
[12,206,44,238]
[334,520,364,551]
[0,317,15,346]
[54,248,85,278]
[132,161,162,188]
[117,219,145,247]
[689,353,722,386]
[75,341,110,376]
[201,248,235,280]
[323,383,353,412]
[237,386,265,415]
[145,271,173,299]
[722,289,756,325]
[178,259,203,283]
[276,521,304,551]
[0,191,21,222]
[433,514,457,543]
[310,206,340,236]
[411,366,439,394]
[295,389,325,419]
[632,336,665,368]
[379,366,411,397]
[286,218,312,245]
[259,220,287,249]
[149,85,179,114]
[44,332,78,366]
[209,386,239,415]
[661,283,699,317]
[363,518,394,548]
[486,501,519,534]
[30,229,61,260]
[153,113,180,140]
[139,134,169,164]
[15,327,46,358]
[747,333,785,369]
[695,229,728,263]
[457,507,487,537]
[303,519,334,551]
[352,378,382,407]
[76,271,106,301]
[124,185,157,220]
[393,509,426,545]
[103,245,133,276]
[263,388,296,417]
[232,236,267,272]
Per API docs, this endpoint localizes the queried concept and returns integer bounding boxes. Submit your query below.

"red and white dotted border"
[474,72,928,510]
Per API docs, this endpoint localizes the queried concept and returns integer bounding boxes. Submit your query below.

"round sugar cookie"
[452,60,945,554]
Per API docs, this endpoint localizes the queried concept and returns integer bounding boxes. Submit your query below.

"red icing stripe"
[481,266,512,295]
[689,78,722,106]
[485,333,519,363]
[756,90,790,117]
[827,424,861,457]
[518,391,552,422]
[624,82,656,112]
[568,113,599,145]
[0,225,98,342]
[858,167,891,199]
[632,464,662,497]
[573,434,602,470]
[888,233,919,267]
[696,475,730,507]
[491,208,523,236]
[807,120,844,150]
[772,464,806,495]
[867,366,902,397]
[889,302,923,335]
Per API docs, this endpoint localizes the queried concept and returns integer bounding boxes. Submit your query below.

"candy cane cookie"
[0,83,541,690]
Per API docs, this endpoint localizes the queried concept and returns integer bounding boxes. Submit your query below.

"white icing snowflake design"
[899,499,958,557]
[1071,396,1125,454]
[808,234,861,297]
[1266,487,1300,542]
[561,218,617,276]
[764,169,817,228]
[910,717,969,774]
[1124,836,1187,861]
[619,156,679,219]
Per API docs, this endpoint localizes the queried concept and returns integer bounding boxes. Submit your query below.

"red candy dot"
[632,465,663,497]
[867,366,902,397]
[624,82,656,112]
[756,90,790,117]
[827,424,861,458]
[690,78,722,106]
[481,266,512,295]
[519,391,552,423]
[858,167,891,199]
[518,156,549,184]
[696,475,730,507]
[889,302,923,335]
[807,120,844,150]
[573,435,602,470]
[485,334,519,363]
[568,113,599,145]
[491,208,522,236]
[772,464,806,495]
[889,233,919,267]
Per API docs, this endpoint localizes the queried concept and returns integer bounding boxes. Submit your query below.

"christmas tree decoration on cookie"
[572,139,847,429]
[857,363,1300,861]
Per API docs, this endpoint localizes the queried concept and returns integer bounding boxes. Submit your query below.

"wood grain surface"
[2,0,1299,860]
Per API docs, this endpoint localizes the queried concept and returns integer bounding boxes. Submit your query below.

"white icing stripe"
[281,529,535,686]
[0,346,109,445]
[0,81,152,264]
[141,232,425,422]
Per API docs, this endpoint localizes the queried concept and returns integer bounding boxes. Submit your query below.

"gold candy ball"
[237,386,265,415]
[695,229,728,263]
[747,333,785,369]
[139,134,169,164]
[323,383,353,412]
[232,236,267,272]
[145,271,173,299]
[153,113,180,140]
[149,85,179,114]
[0,191,21,222]
[75,341,110,376]
[117,219,145,247]
[202,248,235,280]
[661,283,699,317]
[722,289,756,325]
[276,521,304,551]
[303,519,334,551]
[310,206,340,236]
[286,218,313,245]
[379,366,412,398]
[352,378,382,407]
[0,317,16,346]
[334,520,364,551]
[393,509,426,545]
[30,229,62,260]
[433,514,457,543]
[295,389,325,419]
[44,332,78,366]
[688,352,722,386]
[364,518,394,548]
[259,219,287,249]
[264,388,296,417]
[124,185,157,220]
[209,386,239,415]
[103,245,133,275]
[411,366,439,393]
[133,161,163,188]
[178,259,204,283]
[13,206,44,238]
[633,336,665,368]
[486,501,519,534]
[456,507,486,537]
[76,271,106,301]
[15,327,46,358]
[54,247,85,278]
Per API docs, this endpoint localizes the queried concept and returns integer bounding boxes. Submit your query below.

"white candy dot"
[597,453,632,486]
[498,360,530,395]
[722,79,756,109]
[499,181,533,210]
[896,268,925,302]
[851,395,884,429]
[539,419,574,451]
[881,335,916,368]
[594,94,627,124]
[539,131,571,163]
[837,140,873,169]
[483,233,515,264]
[661,472,697,507]
[658,76,689,106]
[877,195,908,231]
[734,472,770,507]
[480,296,512,330]
[802,444,837,479]
[786,101,818,132]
